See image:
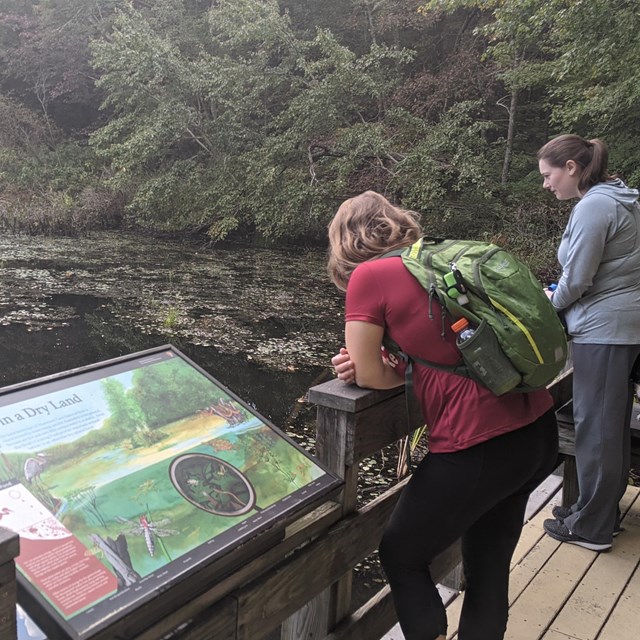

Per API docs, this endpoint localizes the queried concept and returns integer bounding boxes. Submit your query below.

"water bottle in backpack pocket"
[452,318,522,395]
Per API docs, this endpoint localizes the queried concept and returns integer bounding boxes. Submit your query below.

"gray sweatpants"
[564,343,640,543]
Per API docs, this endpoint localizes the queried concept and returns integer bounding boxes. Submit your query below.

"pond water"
[0,231,344,428]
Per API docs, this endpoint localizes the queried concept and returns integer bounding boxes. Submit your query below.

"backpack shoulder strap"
[382,335,469,378]
[378,248,406,259]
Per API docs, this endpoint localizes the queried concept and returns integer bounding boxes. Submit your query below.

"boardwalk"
[384,481,640,640]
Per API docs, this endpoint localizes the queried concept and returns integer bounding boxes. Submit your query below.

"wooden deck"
[383,481,640,640]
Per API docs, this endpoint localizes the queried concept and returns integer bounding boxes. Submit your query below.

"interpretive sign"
[0,346,342,640]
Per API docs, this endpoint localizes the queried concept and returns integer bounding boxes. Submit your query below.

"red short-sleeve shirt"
[345,257,553,453]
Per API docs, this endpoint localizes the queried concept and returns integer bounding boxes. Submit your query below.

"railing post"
[281,379,410,639]
[314,405,359,627]
[0,527,20,640]
[281,380,362,640]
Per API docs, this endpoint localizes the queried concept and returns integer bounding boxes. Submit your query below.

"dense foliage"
[1,0,639,265]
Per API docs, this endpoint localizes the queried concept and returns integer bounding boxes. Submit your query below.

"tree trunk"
[501,86,518,186]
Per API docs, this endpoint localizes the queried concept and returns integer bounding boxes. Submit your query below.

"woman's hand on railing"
[331,347,356,384]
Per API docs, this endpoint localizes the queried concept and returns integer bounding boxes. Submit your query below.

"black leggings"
[378,409,558,640]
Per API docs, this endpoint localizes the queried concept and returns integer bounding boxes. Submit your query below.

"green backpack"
[383,237,568,395]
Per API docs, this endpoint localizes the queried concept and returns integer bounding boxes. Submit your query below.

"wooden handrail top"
[308,378,404,413]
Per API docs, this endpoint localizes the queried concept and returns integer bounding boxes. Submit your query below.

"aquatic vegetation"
[68,486,109,528]
[163,306,180,329]
[0,232,343,371]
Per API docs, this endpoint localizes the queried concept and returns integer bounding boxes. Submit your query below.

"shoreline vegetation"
[0,187,568,283]
[1,1,638,279]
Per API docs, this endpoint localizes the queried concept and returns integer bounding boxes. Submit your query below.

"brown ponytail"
[537,134,611,191]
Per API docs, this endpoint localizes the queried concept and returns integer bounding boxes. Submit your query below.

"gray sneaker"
[543,518,612,552]
[551,505,572,520]
[551,505,624,537]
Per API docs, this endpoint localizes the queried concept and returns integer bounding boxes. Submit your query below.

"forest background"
[1,0,639,277]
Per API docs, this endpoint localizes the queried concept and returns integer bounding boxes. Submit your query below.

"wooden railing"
[0,527,19,639]
[0,370,573,640]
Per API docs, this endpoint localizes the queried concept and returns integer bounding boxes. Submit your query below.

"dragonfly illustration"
[115,515,179,557]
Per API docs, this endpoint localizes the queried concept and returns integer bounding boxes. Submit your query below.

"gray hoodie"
[552,179,640,344]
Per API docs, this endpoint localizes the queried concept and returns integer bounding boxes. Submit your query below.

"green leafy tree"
[0,94,53,166]
[543,0,640,184]
[2,0,639,257]
[0,1,123,229]
[386,100,501,235]
[90,0,414,240]
[0,0,118,132]
[420,0,554,184]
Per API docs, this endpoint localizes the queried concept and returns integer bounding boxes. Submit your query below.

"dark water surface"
[0,232,344,427]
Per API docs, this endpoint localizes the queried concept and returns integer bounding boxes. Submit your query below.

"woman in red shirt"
[328,191,558,640]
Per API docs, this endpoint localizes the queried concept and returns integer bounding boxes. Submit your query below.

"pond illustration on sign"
[0,348,337,635]
[170,453,257,516]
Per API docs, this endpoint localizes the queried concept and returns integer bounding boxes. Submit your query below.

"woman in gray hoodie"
[538,134,640,551]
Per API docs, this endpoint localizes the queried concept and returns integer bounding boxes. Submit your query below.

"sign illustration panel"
[0,346,341,639]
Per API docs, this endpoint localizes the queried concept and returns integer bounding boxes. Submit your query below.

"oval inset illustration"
[169,453,256,516]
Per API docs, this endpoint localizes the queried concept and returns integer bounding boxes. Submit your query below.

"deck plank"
[547,490,640,639]
[622,485,640,528]
[596,563,640,639]
[505,486,640,639]
[547,527,640,638]
[508,524,562,603]
[504,543,595,639]
[596,489,640,639]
